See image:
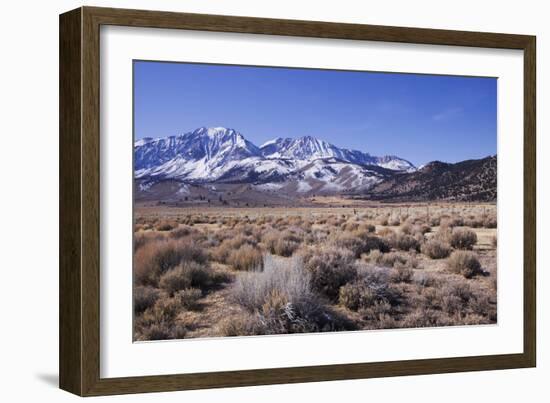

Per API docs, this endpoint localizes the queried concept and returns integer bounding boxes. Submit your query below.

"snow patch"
[296,181,312,193]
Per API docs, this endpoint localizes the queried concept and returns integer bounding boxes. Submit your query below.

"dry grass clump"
[401,277,495,328]
[262,230,301,257]
[134,286,159,314]
[227,244,263,271]
[169,225,195,239]
[366,250,419,269]
[134,231,165,252]
[343,219,360,232]
[331,231,388,258]
[439,215,465,228]
[439,281,495,321]
[401,222,430,235]
[388,215,401,226]
[135,322,188,341]
[377,227,395,237]
[447,251,483,278]
[210,233,257,262]
[413,272,441,288]
[389,266,414,283]
[483,215,497,228]
[134,296,188,341]
[464,215,484,228]
[159,260,229,295]
[175,288,203,310]
[339,282,378,311]
[385,232,421,252]
[134,239,208,286]
[339,265,403,311]
[421,239,452,259]
[450,228,478,250]
[301,246,357,301]
[400,308,451,328]
[217,314,266,337]
[156,220,177,231]
[359,223,376,233]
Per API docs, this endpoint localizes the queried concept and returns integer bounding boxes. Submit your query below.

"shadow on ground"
[35,373,58,388]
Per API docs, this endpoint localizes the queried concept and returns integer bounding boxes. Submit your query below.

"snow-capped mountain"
[135,127,416,194]
[260,136,415,172]
[135,127,261,176]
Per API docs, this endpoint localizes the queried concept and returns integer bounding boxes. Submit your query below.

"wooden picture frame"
[59,6,536,396]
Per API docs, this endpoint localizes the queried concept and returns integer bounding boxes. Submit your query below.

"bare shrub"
[387,233,421,252]
[388,215,401,226]
[232,255,352,334]
[263,230,301,257]
[450,228,478,250]
[360,301,394,324]
[339,265,402,311]
[211,233,257,262]
[343,220,360,232]
[370,251,405,267]
[421,239,451,259]
[175,288,202,310]
[339,282,377,311]
[134,296,186,340]
[331,232,365,258]
[136,322,188,341]
[169,225,195,239]
[377,227,395,237]
[159,261,224,295]
[227,244,263,271]
[330,231,387,258]
[483,215,497,228]
[429,215,441,226]
[400,309,451,329]
[415,224,432,234]
[134,286,159,314]
[217,313,266,336]
[389,266,414,283]
[301,246,357,301]
[464,215,484,228]
[414,272,441,288]
[438,280,495,322]
[156,220,176,231]
[134,239,208,286]
[434,224,452,244]
[447,251,483,278]
[378,215,389,226]
[360,223,376,233]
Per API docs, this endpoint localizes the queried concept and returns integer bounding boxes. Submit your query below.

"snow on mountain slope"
[260,136,351,161]
[291,158,388,193]
[260,135,415,172]
[135,127,260,173]
[134,127,415,192]
[375,155,417,172]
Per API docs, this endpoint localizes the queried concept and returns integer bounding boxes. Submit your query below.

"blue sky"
[134,60,496,166]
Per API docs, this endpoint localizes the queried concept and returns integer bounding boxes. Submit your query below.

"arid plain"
[133,199,497,340]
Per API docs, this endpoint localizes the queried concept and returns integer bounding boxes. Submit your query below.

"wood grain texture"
[523,38,536,367]
[59,8,82,396]
[59,6,537,396]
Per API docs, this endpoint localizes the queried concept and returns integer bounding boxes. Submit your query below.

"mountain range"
[135,126,496,203]
[364,156,497,202]
[135,127,414,193]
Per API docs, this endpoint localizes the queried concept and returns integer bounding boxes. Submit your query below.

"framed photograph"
[59,6,536,396]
